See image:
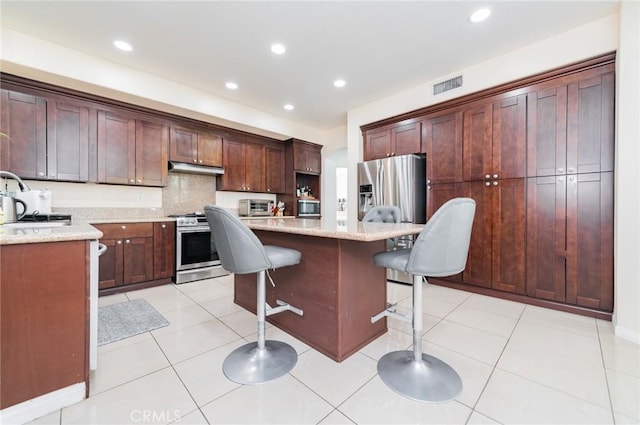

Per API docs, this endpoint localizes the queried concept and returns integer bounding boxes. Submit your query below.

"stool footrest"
[266,299,304,317]
[371,304,410,324]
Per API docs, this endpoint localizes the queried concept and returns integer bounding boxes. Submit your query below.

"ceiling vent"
[433,75,463,95]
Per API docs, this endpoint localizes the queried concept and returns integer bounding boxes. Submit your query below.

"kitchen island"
[0,221,102,425]
[235,217,423,362]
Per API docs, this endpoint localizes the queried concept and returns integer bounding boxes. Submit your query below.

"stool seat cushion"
[264,245,301,269]
[373,248,411,272]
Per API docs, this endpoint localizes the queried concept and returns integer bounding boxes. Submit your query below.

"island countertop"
[0,221,103,245]
[242,217,423,241]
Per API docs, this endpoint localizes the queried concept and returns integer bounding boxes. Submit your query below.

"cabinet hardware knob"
[125,239,130,244]
[38,172,45,176]
[199,160,203,164]
[129,179,134,183]
[137,179,142,183]
[558,168,564,173]
[558,177,564,182]
[569,176,575,182]
[427,179,431,184]
[492,181,499,186]
[117,240,122,245]
[485,174,491,179]
[485,182,491,187]
[193,159,197,163]
[493,174,498,179]
[49,173,55,177]
[568,167,575,173]
[161,224,166,228]
[427,185,431,190]
[121,225,126,230]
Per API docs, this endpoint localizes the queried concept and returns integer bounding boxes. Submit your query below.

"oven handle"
[177,226,211,233]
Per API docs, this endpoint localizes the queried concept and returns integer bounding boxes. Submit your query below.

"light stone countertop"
[243,217,423,242]
[0,221,103,245]
[87,217,176,224]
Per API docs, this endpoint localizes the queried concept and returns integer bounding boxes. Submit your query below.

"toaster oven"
[239,199,274,217]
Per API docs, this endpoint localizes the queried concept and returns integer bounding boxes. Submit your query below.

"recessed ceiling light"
[283,104,294,111]
[271,43,286,55]
[113,40,133,52]
[469,8,491,23]
[334,79,346,88]
[225,82,238,90]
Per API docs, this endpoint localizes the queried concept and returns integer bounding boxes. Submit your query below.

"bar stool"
[204,205,304,385]
[370,198,476,402]
[362,205,402,223]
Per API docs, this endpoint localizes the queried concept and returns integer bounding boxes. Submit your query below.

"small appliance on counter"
[297,198,320,217]
[238,199,274,217]
[15,188,52,215]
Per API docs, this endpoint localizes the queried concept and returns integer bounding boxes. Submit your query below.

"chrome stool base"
[223,340,297,385]
[377,350,462,403]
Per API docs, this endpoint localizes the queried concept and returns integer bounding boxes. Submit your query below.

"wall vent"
[433,75,463,95]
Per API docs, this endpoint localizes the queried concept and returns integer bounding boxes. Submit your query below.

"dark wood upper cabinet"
[135,120,168,187]
[422,110,463,184]
[527,71,614,177]
[169,126,222,167]
[218,139,265,192]
[363,120,421,161]
[566,73,615,174]
[0,90,47,179]
[46,101,91,182]
[265,144,285,193]
[463,94,526,182]
[97,111,167,186]
[293,140,322,174]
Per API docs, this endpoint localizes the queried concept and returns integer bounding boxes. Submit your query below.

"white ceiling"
[0,1,618,129]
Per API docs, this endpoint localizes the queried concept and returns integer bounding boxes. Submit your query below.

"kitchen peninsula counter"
[235,217,423,362]
[0,221,103,245]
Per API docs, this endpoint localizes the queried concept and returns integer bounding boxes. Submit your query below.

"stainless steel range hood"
[168,161,224,176]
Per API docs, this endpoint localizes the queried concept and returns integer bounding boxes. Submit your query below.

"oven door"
[176,225,220,271]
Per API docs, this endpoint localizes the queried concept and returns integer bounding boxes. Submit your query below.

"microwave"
[297,199,321,217]
[239,199,273,217]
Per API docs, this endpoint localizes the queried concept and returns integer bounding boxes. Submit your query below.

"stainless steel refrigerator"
[357,154,426,284]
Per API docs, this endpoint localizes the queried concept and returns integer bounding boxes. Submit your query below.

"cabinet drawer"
[95,222,154,239]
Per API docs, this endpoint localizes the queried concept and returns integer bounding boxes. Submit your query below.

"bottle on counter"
[296,184,301,197]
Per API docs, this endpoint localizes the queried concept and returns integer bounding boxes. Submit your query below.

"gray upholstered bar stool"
[204,205,304,385]
[362,205,402,223]
[371,197,476,402]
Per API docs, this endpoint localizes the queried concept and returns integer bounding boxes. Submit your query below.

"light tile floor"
[28,275,639,425]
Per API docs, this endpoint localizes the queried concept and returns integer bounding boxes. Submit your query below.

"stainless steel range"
[171,212,229,284]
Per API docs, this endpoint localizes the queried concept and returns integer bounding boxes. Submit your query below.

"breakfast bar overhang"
[234,217,423,362]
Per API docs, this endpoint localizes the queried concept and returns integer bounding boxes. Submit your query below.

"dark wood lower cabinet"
[95,222,173,294]
[461,179,526,294]
[0,241,88,409]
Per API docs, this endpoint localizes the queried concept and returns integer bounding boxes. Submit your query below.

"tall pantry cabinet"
[362,54,616,316]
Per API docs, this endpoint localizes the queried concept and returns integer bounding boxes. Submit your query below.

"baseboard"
[615,325,640,345]
[0,382,85,425]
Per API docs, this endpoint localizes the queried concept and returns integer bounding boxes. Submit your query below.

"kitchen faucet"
[0,170,31,193]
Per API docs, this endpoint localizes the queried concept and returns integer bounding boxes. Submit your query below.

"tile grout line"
[595,323,618,424]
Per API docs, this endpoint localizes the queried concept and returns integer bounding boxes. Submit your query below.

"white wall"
[345,12,639,343]
[613,1,640,342]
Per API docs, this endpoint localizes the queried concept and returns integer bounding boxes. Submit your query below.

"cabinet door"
[47,101,90,182]
[567,73,615,174]
[463,181,493,288]
[491,178,526,294]
[154,222,175,280]
[169,126,198,164]
[566,172,613,311]
[97,111,136,185]
[0,90,46,178]
[463,103,492,182]
[391,121,421,157]
[527,86,568,177]
[265,146,285,193]
[135,120,168,187]
[244,143,265,192]
[492,95,526,179]
[364,128,391,161]
[123,236,154,284]
[526,176,567,301]
[304,145,322,174]
[198,132,223,166]
[423,111,463,184]
[220,139,246,191]
[98,238,123,289]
